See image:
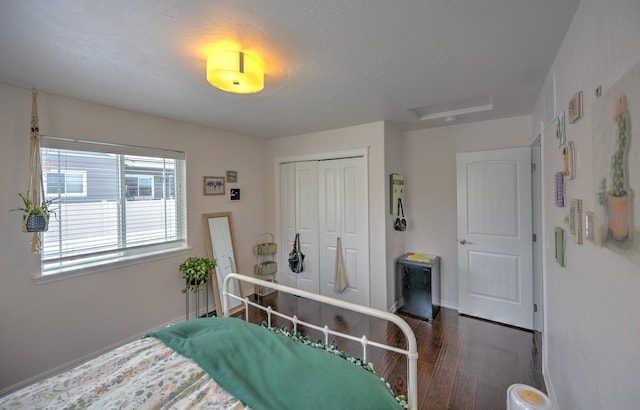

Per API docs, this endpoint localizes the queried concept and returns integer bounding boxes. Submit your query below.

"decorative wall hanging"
[562,141,575,179]
[568,91,583,123]
[390,173,404,215]
[555,227,565,267]
[592,58,639,268]
[22,90,47,253]
[254,233,278,281]
[569,199,583,244]
[555,172,565,207]
[556,111,566,147]
[230,188,240,201]
[203,176,225,195]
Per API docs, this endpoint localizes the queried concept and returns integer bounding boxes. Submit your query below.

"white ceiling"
[0,0,580,139]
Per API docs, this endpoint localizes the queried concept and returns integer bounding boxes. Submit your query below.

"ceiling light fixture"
[206,51,264,94]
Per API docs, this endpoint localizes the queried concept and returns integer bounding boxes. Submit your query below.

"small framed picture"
[556,111,566,147]
[584,211,597,246]
[562,142,575,180]
[230,188,240,201]
[568,91,583,123]
[226,170,238,183]
[555,172,565,207]
[569,199,582,244]
[203,176,225,195]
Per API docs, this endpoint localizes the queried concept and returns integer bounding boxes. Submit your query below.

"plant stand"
[185,280,210,320]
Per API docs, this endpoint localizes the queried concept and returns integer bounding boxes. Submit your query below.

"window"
[40,137,186,276]
[45,170,87,197]
[125,175,154,199]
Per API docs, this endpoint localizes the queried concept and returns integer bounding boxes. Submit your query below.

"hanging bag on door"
[394,197,407,231]
[288,233,305,273]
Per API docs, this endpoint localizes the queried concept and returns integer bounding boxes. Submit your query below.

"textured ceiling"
[0,0,580,139]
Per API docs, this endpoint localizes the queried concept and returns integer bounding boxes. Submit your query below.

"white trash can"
[507,384,552,410]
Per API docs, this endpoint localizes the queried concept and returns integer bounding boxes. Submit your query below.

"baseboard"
[542,367,558,408]
[439,300,458,310]
[389,300,457,314]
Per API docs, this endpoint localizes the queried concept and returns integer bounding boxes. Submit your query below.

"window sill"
[33,246,192,285]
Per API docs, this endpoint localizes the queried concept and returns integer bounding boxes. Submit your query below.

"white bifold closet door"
[280,157,369,306]
[280,161,319,294]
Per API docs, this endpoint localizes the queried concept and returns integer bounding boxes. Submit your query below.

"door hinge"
[531,163,536,172]
[532,233,537,242]
[534,303,538,312]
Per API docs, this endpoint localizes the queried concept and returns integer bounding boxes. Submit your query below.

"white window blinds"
[40,136,186,275]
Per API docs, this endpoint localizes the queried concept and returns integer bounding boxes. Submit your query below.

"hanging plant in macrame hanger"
[11,89,51,253]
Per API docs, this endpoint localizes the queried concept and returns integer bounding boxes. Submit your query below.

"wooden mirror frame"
[203,211,244,315]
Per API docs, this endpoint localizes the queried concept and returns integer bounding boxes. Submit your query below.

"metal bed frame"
[223,273,418,410]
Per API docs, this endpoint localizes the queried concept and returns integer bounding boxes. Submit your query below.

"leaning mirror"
[203,212,243,315]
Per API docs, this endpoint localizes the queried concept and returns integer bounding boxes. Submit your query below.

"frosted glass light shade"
[206,51,264,94]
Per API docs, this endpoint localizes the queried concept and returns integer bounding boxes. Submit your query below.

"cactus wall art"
[592,59,639,267]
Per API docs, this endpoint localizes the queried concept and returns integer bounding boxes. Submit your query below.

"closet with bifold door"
[279,153,370,306]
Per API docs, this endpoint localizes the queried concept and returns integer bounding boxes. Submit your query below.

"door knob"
[459,239,473,245]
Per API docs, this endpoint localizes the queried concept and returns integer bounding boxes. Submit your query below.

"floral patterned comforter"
[0,337,247,409]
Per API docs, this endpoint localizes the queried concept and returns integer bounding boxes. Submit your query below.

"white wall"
[532,0,640,408]
[403,116,532,308]
[0,85,267,391]
[264,122,392,311]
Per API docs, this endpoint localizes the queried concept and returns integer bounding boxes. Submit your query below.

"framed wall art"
[568,91,583,123]
[555,172,565,207]
[592,58,639,268]
[556,111,566,147]
[562,141,575,179]
[569,198,583,244]
[226,170,238,183]
[203,176,225,195]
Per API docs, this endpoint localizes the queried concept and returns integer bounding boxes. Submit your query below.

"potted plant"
[607,95,631,240]
[11,193,57,232]
[179,256,216,294]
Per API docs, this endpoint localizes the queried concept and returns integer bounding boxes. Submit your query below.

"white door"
[280,161,319,293]
[318,157,369,305]
[456,147,533,329]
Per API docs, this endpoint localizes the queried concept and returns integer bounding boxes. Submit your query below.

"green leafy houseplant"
[12,193,56,216]
[180,256,216,294]
[11,193,57,232]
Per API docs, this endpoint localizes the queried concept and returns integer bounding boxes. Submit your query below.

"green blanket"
[145,317,402,410]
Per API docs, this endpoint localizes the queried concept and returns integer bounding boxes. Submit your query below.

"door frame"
[532,135,544,332]
[274,148,369,286]
[456,146,533,329]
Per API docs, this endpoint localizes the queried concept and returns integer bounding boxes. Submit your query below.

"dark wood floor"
[237,291,545,410]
